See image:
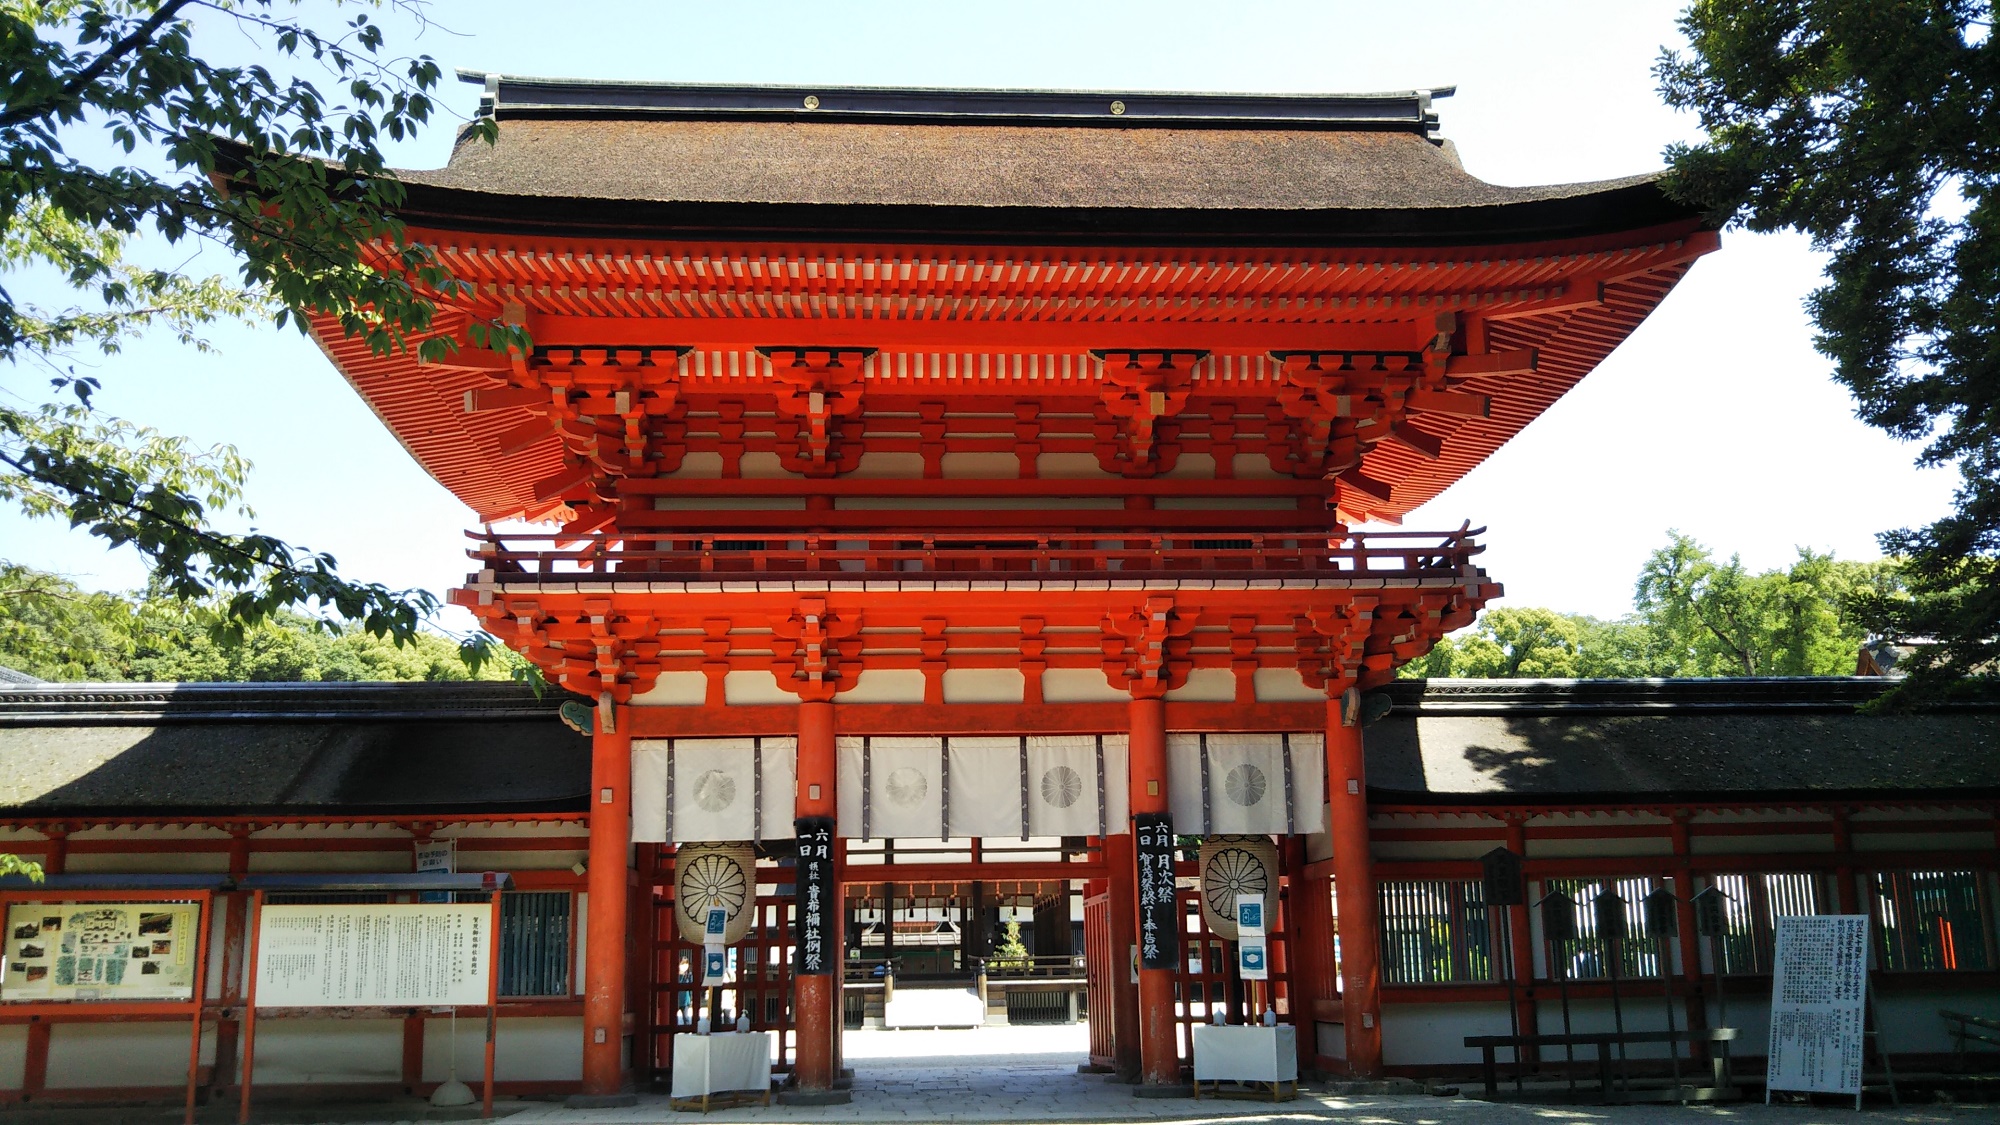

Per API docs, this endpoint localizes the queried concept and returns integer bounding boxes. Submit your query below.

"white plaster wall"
[248,1020,401,1084]
[45,1022,215,1088]
[1157,496,1296,510]
[1159,452,1215,479]
[65,852,228,874]
[724,671,797,705]
[840,669,926,704]
[1232,453,1281,479]
[423,1016,584,1083]
[1382,1001,1511,1066]
[849,451,925,478]
[739,452,788,478]
[1036,452,1107,478]
[0,1024,26,1090]
[1690,833,1834,855]
[939,451,1018,478]
[1527,836,1674,859]
[653,496,802,510]
[1163,668,1235,703]
[1041,669,1128,703]
[1532,997,1678,1059]
[631,671,707,707]
[1254,669,1326,703]
[1855,831,1991,853]
[942,668,1023,704]
[672,451,722,478]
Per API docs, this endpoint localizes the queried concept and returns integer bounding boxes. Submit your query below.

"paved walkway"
[499,1025,2000,1125]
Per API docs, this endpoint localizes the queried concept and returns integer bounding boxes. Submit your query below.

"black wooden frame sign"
[1134,812,1180,970]
[794,817,836,976]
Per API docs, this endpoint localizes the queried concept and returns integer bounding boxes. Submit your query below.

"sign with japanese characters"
[794,817,836,976]
[252,904,490,1007]
[1,902,201,1002]
[1134,813,1180,971]
[1766,914,1869,1097]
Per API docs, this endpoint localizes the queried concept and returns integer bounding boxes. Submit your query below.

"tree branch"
[0,0,197,131]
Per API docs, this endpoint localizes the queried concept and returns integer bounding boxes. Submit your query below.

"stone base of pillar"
[1076,1062,1117,1075]
[1132,1083,1194,1098]
[564,1092,639,1108]
[776,1089,854,1106]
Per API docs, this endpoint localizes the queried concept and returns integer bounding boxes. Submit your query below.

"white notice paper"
[254,903,491,1007]
[1766,914,1869,1098]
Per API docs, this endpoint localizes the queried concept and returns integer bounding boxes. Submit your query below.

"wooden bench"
[1463,1028,1740,1102]
[1942,1009,2000,1070]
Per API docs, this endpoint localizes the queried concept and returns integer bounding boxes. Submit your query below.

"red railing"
[466,523,1484,584]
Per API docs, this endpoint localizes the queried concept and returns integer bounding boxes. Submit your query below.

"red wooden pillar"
[579,713,633,1101]
[1103,832,1142,1078]
[790,699,845,1099]
[1326,691,1383,1077]
[1281,836,1334,1074]
[1128,693,1181,1090]
[1503,817,1539,1056]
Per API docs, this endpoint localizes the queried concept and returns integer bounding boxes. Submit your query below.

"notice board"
[1766,914,1869,1097]
[794,817,836,976]
[1134,813,1180,970]
[1,902,201,1002]
[253,903,490,1007]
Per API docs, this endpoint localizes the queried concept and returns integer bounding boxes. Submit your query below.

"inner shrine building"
[385,76,1712,1098]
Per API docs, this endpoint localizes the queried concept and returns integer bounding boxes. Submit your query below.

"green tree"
[989,919,1030,971]
[1,1,522,663]
[0,563,523,683]
[1657,2,2000,700]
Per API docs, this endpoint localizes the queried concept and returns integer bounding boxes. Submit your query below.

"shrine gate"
[332,74,1721,1100]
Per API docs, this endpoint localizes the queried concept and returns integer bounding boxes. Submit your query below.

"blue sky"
[1,1,1957,634]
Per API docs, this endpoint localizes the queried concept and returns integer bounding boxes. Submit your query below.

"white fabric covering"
[838,736,945,840]
[1192,1024,1298,1083]
[630,738,797,843]
[946,736,1021,839]
[1168,733,1325,836]
[670,1031,772,1099]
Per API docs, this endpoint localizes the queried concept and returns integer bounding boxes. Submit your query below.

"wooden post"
[1326,690,1384,1077]
[1282,835,1335,1075]
[1127,693,1180,1090]
[183,890,213,1125]
[1103,832,1142,1079]
[237,890,264,1125]
[484,891,501,1117]
[792,699,840,1096]
[1503,817,1539,1063]
[580,710,632,1098]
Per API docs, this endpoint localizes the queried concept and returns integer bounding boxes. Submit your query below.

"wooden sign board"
[253,903,490,1007]
[1135,813,1180,970]
[1,902,201,1002]
[1766,914,1869,1099]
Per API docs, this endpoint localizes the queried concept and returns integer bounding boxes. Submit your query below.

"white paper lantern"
[673,842,756,945]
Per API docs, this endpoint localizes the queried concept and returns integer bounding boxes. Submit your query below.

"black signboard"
[1643,888,1680,938]
[1690,885,1729,938]
[794,816,836,976]
[1480,846,1525,907]
[1594,889,1630,942]
[1133,813,1180,971]
[1540,890,1577,943]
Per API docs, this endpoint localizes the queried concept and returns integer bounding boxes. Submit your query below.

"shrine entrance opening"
[644,836,1303,1091]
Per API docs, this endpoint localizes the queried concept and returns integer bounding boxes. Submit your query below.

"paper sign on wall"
[1,903,200,1002]
[1766,914,1870,1099]
[253,903,491,1007]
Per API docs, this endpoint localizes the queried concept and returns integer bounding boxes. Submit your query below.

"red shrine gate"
[299,76,1717,1098]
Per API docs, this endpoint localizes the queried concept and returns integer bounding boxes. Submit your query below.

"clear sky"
[1,0,1959,636]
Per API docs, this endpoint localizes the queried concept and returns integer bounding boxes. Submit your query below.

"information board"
[1766,914,1869,1098]
[794,817,836,976]
[253,903,490,1007]
[1,902,201,1002]
[1134,813,1180,970]
[1235,894,1268,980]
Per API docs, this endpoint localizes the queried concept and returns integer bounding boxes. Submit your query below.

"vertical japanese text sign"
[794,817,836,976]
[1133,813,1180,971]
[1766,914,1869,1098]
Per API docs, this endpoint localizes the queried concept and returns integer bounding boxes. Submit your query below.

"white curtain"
[630,737,797,843]
[1168,733,1325,836]
[946,736,1020,839]
[838,736,946,840]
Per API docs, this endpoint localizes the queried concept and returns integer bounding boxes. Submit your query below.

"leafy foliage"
[1,1,523,667]
[1403,532,1899,679]
[0,562,530,683]
[1657,1,2000,700]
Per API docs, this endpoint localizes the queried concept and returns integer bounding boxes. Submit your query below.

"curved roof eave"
[386,177,1705,249]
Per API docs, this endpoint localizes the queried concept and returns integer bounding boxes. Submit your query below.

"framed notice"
[1,902,201,1002]
[794,817,836,976]
[1134,813,1180,970]
[253,903,491,1007]
[1766,914,1869,1099]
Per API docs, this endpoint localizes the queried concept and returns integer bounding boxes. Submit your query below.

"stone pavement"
[496,1025,2000,1125]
